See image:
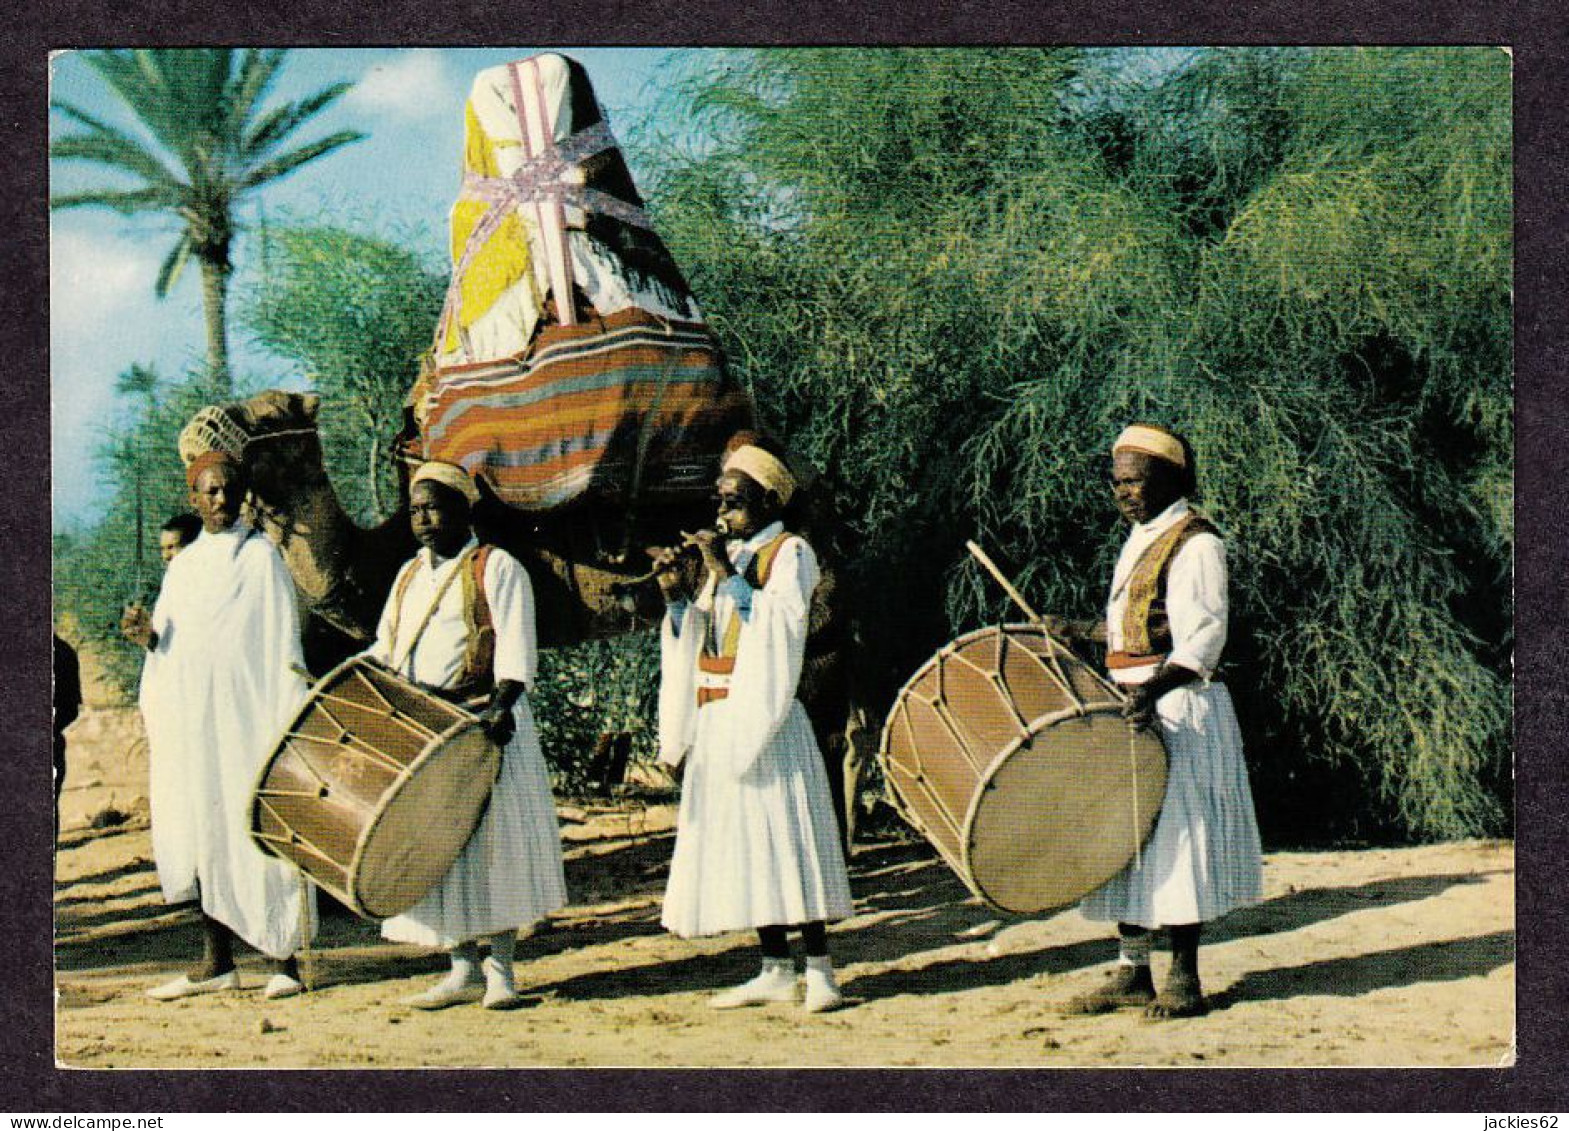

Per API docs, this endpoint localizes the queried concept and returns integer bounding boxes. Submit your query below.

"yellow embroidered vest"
[387,543,496,699]
[1107,513,1217,671]
[695,530,793,708]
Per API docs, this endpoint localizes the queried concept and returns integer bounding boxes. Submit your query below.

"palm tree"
[50,49,365,392]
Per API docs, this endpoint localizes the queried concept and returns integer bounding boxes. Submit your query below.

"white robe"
[369,538,568,948]
[1080,498,1264,928]
[658,522,854,937]
[139,523,314,959]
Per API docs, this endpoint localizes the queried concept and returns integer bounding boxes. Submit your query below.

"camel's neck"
[251,469,384,641]
[269,481,357,601]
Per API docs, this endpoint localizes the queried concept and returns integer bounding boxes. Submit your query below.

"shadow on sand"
[53,828,1510,1012]
[1210,930,1514,1009]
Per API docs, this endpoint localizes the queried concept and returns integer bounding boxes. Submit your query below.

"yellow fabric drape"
[441,102,538,355]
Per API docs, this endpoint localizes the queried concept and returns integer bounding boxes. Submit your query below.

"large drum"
[251,657,501,919]
[879,624,1167,914]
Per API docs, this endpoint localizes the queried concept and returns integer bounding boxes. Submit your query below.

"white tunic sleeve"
[484,549,536,688]
[137,558,183,813]
[1164,531,1228,680]
[364,561,406,666]
[246,536,313,738]
[719,536,818,779]
[658,600,707,766]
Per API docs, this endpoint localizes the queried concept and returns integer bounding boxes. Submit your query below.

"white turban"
[1112,424,1186,469]
[411,461,481,505]
[722,444,796,505]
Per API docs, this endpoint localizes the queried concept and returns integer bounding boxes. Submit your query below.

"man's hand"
[687,528,733,580]
[1041,614,1078,641]
[479,679,525,748]
[1122,684,1159,731]
[1041,615,1106,644]
[480,704,516,747]
[1120,663,1200,732]
[646,545,690,601]
[120,603,156,651]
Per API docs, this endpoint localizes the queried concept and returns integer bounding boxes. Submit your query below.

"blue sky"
[49,47,681,528]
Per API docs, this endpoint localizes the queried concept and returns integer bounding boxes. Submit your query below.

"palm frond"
[237,130,364,190]
[50,130,182,188]
[85,51,183,149]
[154,232,193,297]
[49,186,181,214]
[49,98,128,139]
[227,49,289,142]
[242,81,354,160]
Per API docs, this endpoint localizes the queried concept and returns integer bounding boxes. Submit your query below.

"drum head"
[965,708,1167,914]
[352,722,501,919]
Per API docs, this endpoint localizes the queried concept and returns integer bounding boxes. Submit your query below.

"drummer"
[647,439,855,1013]
[1049,425,1262,1019]
[365,461,567,1010]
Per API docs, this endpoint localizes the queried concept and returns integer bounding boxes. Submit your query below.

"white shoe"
[263,973,305,1000]
[403,973,483,1011]
[803,965,845,1014]
[708,964,798,1010]
[483,985,526,1010]
[482,957,525,1011]
[146,971,240,1001]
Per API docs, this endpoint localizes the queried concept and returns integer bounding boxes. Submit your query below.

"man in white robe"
[368,462,567,1011]
[650,442,855,1014]
[1050,425,1262,1019]
[122,452,315,1001]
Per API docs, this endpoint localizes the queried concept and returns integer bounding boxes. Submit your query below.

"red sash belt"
[1107,650,1166,671]
[696,653,736,708]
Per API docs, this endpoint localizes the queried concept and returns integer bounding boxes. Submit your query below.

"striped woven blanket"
[420,307,755,511]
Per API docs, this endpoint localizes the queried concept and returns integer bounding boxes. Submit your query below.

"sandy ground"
[53,706,1514,1069]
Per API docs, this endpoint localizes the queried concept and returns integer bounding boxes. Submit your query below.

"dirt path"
[53,708,1514,1069]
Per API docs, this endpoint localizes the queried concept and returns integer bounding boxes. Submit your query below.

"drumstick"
[965,540,1128,704]
[965,541,1044,622]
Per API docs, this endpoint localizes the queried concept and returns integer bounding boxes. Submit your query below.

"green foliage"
[50,49,364,388]
[242,222,446,524]
[532,635,662,797]
[636,46,1511,842]
[53,368,235,697]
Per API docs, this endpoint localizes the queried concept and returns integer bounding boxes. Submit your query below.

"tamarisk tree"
[636,46,1511,842]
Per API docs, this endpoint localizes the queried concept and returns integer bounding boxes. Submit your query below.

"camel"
[223,389,872,844]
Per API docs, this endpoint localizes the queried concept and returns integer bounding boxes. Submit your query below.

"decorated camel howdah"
[413,51,754,513]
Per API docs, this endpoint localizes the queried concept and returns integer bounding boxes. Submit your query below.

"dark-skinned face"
[159,530,192,566]
[1111,449,1184,526]
[409,480,472,559]
[714,470,777,540]
[189,464,246,534]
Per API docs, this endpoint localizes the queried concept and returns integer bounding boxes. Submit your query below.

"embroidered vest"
[1108,513,1218,671]
[695,530,794,708]
[387,543,496,699]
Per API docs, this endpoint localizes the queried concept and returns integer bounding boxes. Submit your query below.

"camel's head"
[225,390,329,506]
